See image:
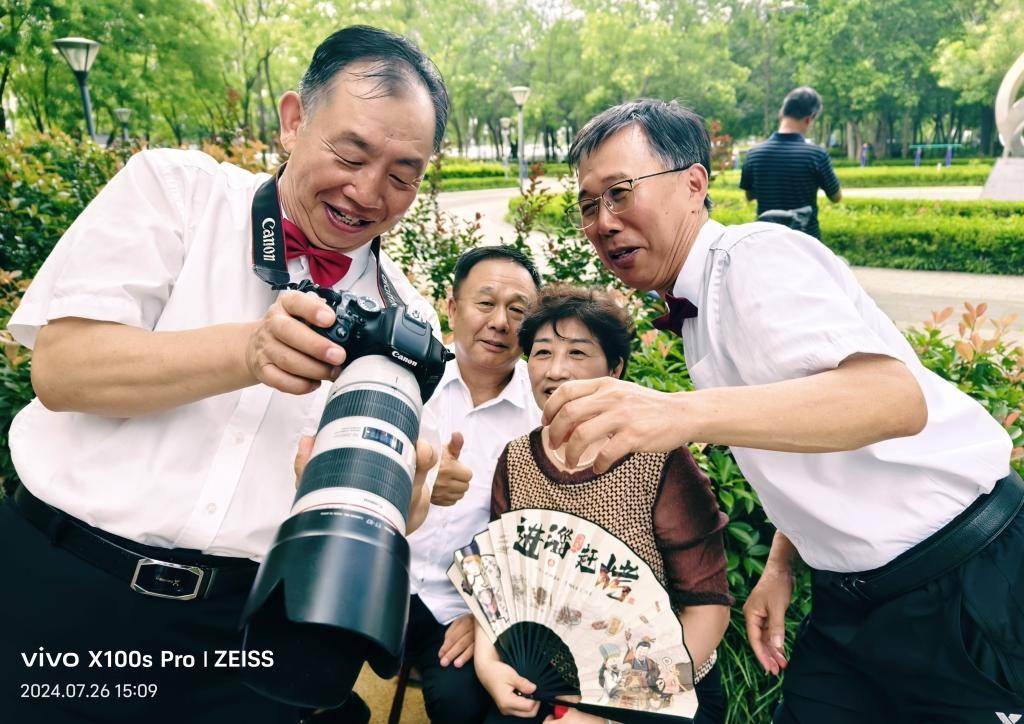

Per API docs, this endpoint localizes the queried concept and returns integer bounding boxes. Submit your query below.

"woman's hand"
[475,629,539,718]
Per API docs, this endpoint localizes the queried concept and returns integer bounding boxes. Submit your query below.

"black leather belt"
[11,484,258,601]
[815,469,1024,604]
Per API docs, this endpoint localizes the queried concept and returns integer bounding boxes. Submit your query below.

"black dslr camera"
[299,279,451,401]
[241,281,453,708]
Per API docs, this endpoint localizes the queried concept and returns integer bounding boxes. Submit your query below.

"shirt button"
[206,503,218,514]
[233,433,245,445]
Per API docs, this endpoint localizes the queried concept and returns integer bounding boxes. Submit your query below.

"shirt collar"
[340,240,373,289]
[279,204,374,290]
[438,356,533,411]
[670,218,725,302]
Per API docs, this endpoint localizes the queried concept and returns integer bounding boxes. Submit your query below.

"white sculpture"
[996,52,1024,157]
[981,52,1024,199]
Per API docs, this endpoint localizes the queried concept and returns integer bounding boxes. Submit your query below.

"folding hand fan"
[448,508,698,723]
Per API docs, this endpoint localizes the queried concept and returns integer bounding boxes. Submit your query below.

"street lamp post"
[53,37,101,141]
[499,116,512,176]
[114,107,132,143]
[509,85,530,188]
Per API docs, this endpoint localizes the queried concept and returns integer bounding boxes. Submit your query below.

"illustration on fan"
[449,509,699,723]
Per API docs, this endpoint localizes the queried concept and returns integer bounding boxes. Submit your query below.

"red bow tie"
[652,294,698,336]
[281,218,352,288]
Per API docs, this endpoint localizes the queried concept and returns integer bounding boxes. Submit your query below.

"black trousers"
[0,500,300,724]
[776,506,1024,723]
[405,594,491,723]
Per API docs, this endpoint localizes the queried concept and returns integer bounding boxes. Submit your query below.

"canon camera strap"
[250,166,405,308]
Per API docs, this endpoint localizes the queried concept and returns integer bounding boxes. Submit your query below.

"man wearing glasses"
[547,98,1020,722]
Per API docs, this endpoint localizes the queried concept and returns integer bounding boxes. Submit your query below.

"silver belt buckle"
[130,558,205,601]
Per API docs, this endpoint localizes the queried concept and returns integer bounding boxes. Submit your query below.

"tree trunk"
[262,56,277,150]
[450,117,463,157]
[980,103,995,156]
[846,120,859,160]
[900,113,911,158]
[873,116,887,160]
[0,63,10,132]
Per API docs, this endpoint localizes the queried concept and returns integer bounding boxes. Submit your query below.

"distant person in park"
[739,86,842,239]
[547,97,1020,722]
[1,25,449,724]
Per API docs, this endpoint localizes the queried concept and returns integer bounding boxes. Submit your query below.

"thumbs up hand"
[431,432,473,506]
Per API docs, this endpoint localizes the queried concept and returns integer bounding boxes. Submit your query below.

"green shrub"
[540,161,572,177]
[439,161,510,178]
[829,156,996,168]
[437,176,519,192]
[906,304,1024,471]
[0,132,131,276]
[518,187,1024,275]
[719,164,993,188]
[0,270,34,492]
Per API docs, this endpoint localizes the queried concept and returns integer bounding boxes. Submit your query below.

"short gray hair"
[567,99,713,210]
[298,25,449,152]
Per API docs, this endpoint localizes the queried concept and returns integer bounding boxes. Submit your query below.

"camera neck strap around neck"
[250,164,405,308]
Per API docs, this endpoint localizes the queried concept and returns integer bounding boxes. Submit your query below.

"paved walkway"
[437,186,1024,338]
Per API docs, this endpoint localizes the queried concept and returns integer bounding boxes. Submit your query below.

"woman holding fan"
[473,285,731,723]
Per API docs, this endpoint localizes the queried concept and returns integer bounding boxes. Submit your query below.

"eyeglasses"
[565,166,694,231]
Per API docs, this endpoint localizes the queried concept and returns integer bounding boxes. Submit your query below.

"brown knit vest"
[505,433,669,585]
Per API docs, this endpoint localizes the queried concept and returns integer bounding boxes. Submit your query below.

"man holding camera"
[404,245,542,724]
[546,99,1019,722]
[1,26,448,724]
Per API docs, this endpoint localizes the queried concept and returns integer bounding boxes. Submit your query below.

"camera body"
[299,280,449,402]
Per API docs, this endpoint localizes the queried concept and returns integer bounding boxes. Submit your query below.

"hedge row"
[437,176,519,192]
[510,188,1024,275]
[717,164,993,188]
[712,190,1024,274]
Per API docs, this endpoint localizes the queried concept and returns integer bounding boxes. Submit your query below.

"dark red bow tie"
[281,218,352,288]
[652,294,698,336]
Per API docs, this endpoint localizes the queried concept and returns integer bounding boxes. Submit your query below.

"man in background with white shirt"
[404,246,541,723]
[545,99,1020,722]
[1,26,448,724]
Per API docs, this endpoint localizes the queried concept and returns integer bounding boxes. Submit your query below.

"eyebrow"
[533,336,595,345]
[577,172,630,200]
[333,130,427,173]
[474,286,531,304]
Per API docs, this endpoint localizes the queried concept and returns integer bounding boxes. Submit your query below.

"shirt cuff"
[804,328,897,374]
[670,589,735,610]
[9,294,148,349]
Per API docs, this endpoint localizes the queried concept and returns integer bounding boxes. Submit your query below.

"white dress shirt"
[670,218,1012,573]
[407,358,540,624]
[8,149,439,560]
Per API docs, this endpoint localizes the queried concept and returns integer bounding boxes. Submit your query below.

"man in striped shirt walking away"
[740,86,842,239]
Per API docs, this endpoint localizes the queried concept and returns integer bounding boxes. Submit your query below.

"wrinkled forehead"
[576,125,660,195]
[313,67,435,164]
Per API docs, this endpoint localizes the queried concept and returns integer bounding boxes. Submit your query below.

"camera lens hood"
[240,508,411,707]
